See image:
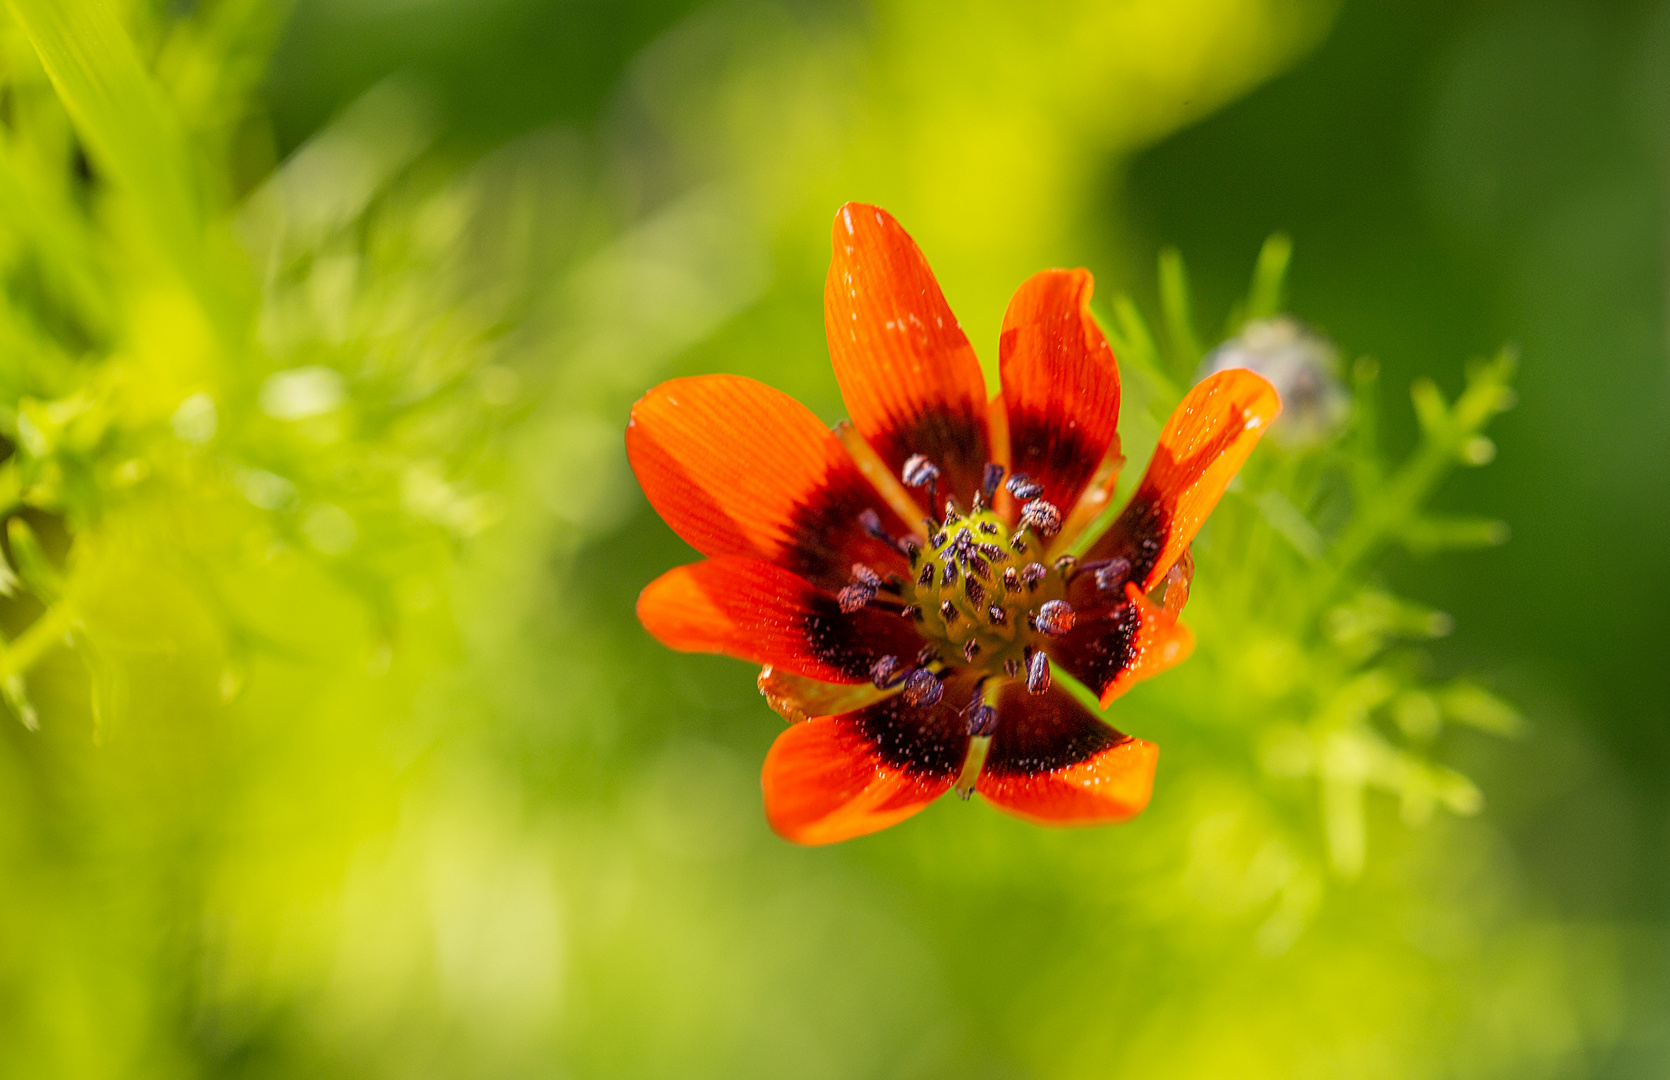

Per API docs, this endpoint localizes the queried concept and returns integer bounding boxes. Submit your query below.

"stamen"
[1009,534,1029,554]
[1052,554,1078,579]
[941,560,959,587]
[1020,498,1062,537]
[967,554,991,580]
[869,655,907,689]
[917,562,935,587]
[837,582,875,613]
[1004,658,1022,677]
[903,668,945,707]
[900,536,922,561]
[987,605,1007,625]
[917,645,942,667]
[1020,562,1047,589]
[900,604,921,621]
[857,509,893,545]
[966,703,998,737]
[901,454,940,489]
[939,600,960,625]
[976,541,1008,562]
[1035,599,1075,636]
[1006,473,1044,500]
[1002,566,1020,592]
[1095,557,1132,593]
[977,521,999,536]
[964,577,986,610]
[930,529,947,548]
[850,563,881,588]
[955,730,993,798]
[1026,650,1052,695]
[981,463,1006,502]
[942,497,963,524]
[963,639,980,662]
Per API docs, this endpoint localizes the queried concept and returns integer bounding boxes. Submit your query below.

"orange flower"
[628,204,1279,845]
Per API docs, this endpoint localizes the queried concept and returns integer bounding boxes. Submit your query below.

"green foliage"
[0,1,1627,1078]
[1104,245,1520,879]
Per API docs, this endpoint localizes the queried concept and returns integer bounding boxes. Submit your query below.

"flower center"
[903,505,1075,674]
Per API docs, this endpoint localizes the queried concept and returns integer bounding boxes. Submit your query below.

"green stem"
[0,603,76,681]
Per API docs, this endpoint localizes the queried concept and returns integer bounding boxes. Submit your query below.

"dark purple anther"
[870,655,907,689]
[1020,562,1047,588]
[837,582,876,613]
[1052,554,1078,578]
[1020,499,1062,537]
[1006,473,1043,500]
[987,605,1007,625]
[942,497,963,524]
[917,645,942,667]
[1002,566,1020,592]
[917,562,935,587]
[850,563,881,588]
[1034,599,1075,636]
[903,668,945,707]
[900,604,921,621]
[1095,557,1132,593]
[939,599,960,625]
[977,520,999,536]
[902,454,940,488]
[967,554,991,581]
[976,541,1007,562]
[964,577,986,609]
[963,639,980,662]
[1026,650,1052,695]
[966,704,998,737]
[1004,658,1022,677]
[941,559,958,587]
[981,463,1006,501]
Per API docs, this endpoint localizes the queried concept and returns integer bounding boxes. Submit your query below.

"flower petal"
[825,203,991,508]
[1048,582,1195,706]
[758,666,888,724]
[637,557,924,684]
[761,684,972,845]
[975,681,1156,825]
[628,374,914,592]
[1085,368,1280,590]
[999,268,1122,516]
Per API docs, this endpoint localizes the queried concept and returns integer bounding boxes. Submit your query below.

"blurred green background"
[0,0,1665,1076]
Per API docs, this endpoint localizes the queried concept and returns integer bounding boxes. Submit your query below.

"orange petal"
[761,690,971,845]
[825,203,991,508]
[637,557,924,684]
[975,681,1156,826]
[1048,580,1195,703]
[999,269,1122,518]
[1089,368,1280,590]
[1097,584,1194,707]
[627,374,914,593]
